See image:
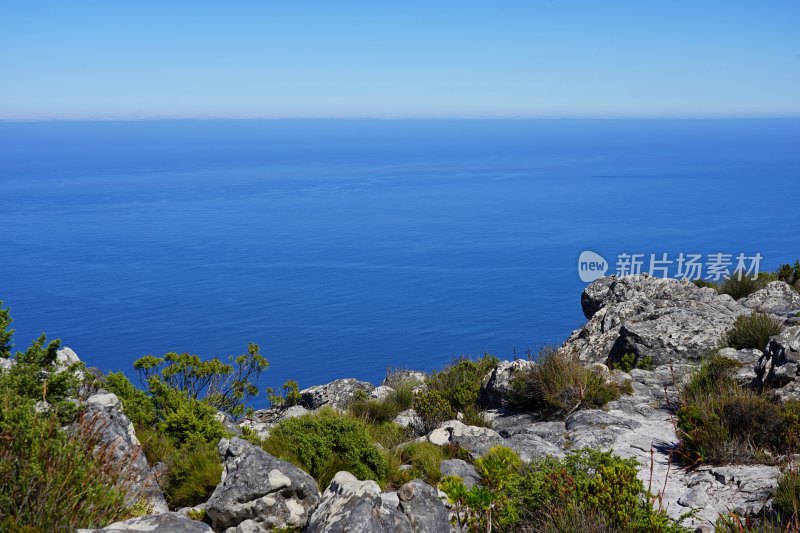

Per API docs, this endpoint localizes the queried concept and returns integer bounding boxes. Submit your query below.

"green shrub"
[724,313,783,351]
[0,389,137,531]
[440,448,687,533]
[366,422,410,449]
[148,378,228,446]
[163,436,222,508]
[262,408,388,488]
[414,389,455,433]
[102,371,157,427]
[0,300,12,358]
[682,353,741,402]
[388,381,415,411]
[390,442,448,486]
[267,379,301,408]
[510,348,628,417]
[718,274,762,300]
[677,354,798,466]
[612,353,655,372]
[774,469,800,523]
[693,279,718,289]
[133,343,268,418]
[427,354,498,412]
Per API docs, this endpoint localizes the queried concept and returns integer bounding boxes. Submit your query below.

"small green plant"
[718,272,763,300]
[439,447,687,533]
[724,313,783,351]
[774,468,800,524]
[613,353,655,372]
[0,387,139,530]
[426,354,499,412]
[162,435,223,508]
[676,353,800,466]
[510,348,629,417]
[267,379,302,408]
[262,408,388,488]
[693,279,718,289]
[414,389,455,433]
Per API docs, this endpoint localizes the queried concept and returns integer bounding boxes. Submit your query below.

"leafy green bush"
[133,343,268,418]
[612,353,655,372]
[677,354,799,466]
[162,435,222,508]
[724,313,783,351]
[774,469,800,524]
[510,348,629,417]
[718,273,763,300]
[262,408,387,488]
[440,447,687,533]
[0,387,137,530]
[0,300,12,358]
[103,371,157,427]
[414,389,455,432]
[267,379,301,408]
[426,354,498,412]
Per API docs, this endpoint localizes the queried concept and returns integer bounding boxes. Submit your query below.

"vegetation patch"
[440,447,688,533]
[509,348,630,418]
[723,312,783,351]
[262,408,388,488]
[676,353,800,466]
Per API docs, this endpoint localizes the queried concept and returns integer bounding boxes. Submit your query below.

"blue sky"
[1,1,799,119]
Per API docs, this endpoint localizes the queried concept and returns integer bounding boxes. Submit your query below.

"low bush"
[103,371,157,427]
[509,348,629,417]
[414,389,455,433]
[440,447,687,533]
[427,354,498,412]
[677,354,800,466]
[162,436,222,508]
[724,313,783,351]
[718,274,763,300]
[612,353,655,372]
[774,469,800,524]
[262,408,388,488]
[0,386,137,531]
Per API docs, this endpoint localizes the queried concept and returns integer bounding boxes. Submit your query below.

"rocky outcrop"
[396,480,451,533]
[741,281,800,317]
[306,473,449,533]
[383,370,427,388]
[440,459,481,489]
[565,275,745,366]
[205,437,320,532]
[239,405,310,439]
[78,391,168,514]
[306,472,412,533]
[427,420,503,458]
[300,378,375,410]
[77,512,213,532]
[478,359,534,408]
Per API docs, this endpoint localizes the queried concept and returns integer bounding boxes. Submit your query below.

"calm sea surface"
[1,119,798,392]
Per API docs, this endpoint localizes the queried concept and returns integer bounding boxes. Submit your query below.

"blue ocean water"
[1,119,799,393]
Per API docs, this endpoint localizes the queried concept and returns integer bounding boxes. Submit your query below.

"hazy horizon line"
[2,112,800,123]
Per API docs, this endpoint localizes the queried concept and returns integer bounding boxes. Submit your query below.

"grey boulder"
[478,359,534,408]
[205,437,320,532]
[427,420,503,458]
[77,512,212,533]
[741,281,800,317]
[565,275,745,366]
[397,479,451,533]
[440,459,481,489]
[300,378,375,410]
[306,471,412,533]
[77,392,168,514]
